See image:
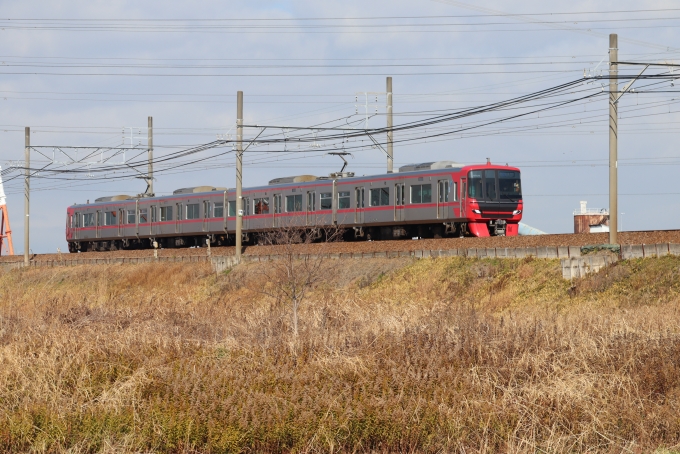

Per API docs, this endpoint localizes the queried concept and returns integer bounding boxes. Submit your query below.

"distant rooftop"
[574,200,609,216]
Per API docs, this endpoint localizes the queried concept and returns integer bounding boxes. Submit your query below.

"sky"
[1,0,679,253]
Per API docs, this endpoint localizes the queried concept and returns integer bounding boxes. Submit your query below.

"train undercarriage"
[68,220,513,252]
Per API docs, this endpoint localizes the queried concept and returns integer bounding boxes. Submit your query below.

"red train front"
[459,162,523,237]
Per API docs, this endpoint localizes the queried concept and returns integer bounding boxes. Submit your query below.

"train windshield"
[468,171,483,198]
[468,169,522,201]
[499,170,521,201]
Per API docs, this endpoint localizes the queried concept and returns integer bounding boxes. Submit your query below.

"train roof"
[70,161,519,208]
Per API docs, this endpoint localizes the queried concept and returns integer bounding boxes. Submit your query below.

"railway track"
[3,230,680,263]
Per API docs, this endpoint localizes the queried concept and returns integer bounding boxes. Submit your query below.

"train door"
[175,203,182,234]
[460,178,467,218]
[437,180,449,219]
[149,205,156,236]
[66,213,72,241]
[306,191,316,225]
[354,187,365,224]
[242,197,249,231]
[332,180,338,225]
[135,200,140,237]
[394,183,405,221]
[118,208,124,237]
[73,211,80,239]
[273,194,282,227]
[138,205,150,237]
[222,191,229,233]
[95,210,102,238]
[202,200,209,232]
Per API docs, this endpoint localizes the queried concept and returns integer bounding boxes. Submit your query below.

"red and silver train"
[65,160,522,252]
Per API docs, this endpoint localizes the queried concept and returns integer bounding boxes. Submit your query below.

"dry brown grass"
[1,257,680,453]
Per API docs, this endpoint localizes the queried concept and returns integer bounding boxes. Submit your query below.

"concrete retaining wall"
[621,243,679,259]
[212,245,582,273]
[560,255,619,279]
[0,254,212,272]
[4,243,680,279]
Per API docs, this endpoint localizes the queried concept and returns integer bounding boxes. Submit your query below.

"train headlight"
[513,210,522,215]
[472,209,481,214]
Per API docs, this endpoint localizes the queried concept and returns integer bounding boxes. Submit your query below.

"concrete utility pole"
[147,116,154,195]
[609,34,618,245]
[236,91,243,263]
[386,76,394,173]
[24,127,29,265]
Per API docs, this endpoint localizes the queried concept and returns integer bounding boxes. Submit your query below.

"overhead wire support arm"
[241,127,267,153]
[125,162,151,179]
[366,134,391,159]
[241,124,367,132]
[614,64,649,104]
[614,62,680,68]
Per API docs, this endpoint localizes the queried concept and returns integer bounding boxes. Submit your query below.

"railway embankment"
[3,230,680,280]
[4,229,680,265]
[1,256,680,451]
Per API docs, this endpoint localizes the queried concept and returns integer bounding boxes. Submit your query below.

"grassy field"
[1,256,680,453]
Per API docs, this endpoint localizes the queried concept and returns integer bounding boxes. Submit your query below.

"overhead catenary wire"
[4,61,678,195]
[2,73,672,184]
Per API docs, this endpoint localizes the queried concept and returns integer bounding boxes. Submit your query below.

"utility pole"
[24,127,29,265]
[236,91,243,263]
[147,116,154,195]
[386,76,394,173]
[609,34,618,245]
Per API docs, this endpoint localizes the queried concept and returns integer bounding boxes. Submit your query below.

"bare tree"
[250,224,342,338]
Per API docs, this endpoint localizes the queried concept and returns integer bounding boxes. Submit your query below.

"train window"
[243,198,251,216]
[151,207,157,223]
[452,182,458,201]
[160,206,173,221]
[139,208,148,223]
[484,170,497,200]
[228,201,236,216]
[104,211,117,226]
[320,193,332,210]
[286,194,303,212]
[127,210,136,224]
[410,184,432,204]
[499,171,522,201]
[254,198,270,214]
[370,188,389,206]
[186,204,199,220]
[83,213,96,227]
[468,171,483,198]
[214,202,224,218]
[338,191,350,209]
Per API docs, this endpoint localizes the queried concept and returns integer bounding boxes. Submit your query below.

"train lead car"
[65,160,523,252]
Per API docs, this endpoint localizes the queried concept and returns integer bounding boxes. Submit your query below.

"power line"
[5,9,680,20]
[5,71,678,187]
